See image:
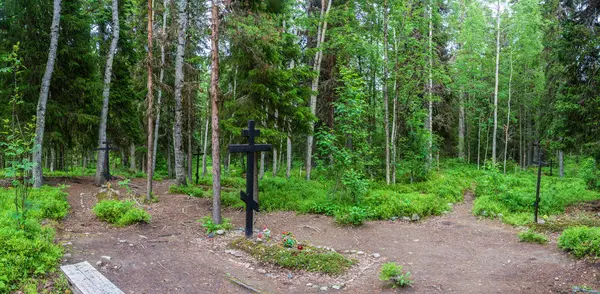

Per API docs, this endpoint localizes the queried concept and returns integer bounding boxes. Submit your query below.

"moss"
[230,237,354,275]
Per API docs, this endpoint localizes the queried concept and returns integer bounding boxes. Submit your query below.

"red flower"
[297,245,303,250]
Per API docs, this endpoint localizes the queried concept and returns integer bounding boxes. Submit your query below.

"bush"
[558,226,600,258]
[0,186,69,292]
[334,206,367,226]
[168,184,205,197]
[379,262,412,287]
[580,158,599,190]
[230,238,354,275]
[518,230,548,244]
[93,200,150,227]
[198,216,233,234]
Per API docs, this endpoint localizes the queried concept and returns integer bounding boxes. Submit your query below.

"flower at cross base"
[281,231,297,248]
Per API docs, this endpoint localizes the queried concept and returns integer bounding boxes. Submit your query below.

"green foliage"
[558,226,600,258]
[168,184,205,197]
[118,178,133,194]
[579,158,599,190]
[198,216,233,234]
[334,206,368,226]
[92,200,150,227]
[0,186,69,292]
[230,238,354,275]
[518,230,548,244]
[379,262,412,287]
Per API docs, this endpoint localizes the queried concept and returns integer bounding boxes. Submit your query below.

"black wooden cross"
[193,146,203,185]
[228,120,272,237]
[532,142,549,223]
[95,141,119,182]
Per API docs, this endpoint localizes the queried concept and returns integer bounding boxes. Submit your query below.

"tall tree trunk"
[173,0,188,185]
[391,28,399,184]
[492,0,501,165]
[559,150,564,177]
[286,134,292,178]
[503,51,513,174]
[383,0,390,184]
[477,116,482,169]
[202,117,209,177]
[167,136,173,178]
[50,147,55,172]
[272,112,278,177]
[210,0,222,224]
[187,95,193,182]
[146,0,155,200]
[458,90,465,159]
[153,0,168,173]
[427,0,433,167]
[129,142,136,171]
[306,0,332,180]
[95,0,120,185]
[33,0,61,188]
[519,104,523,169]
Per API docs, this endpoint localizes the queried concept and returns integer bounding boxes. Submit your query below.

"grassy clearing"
[0,186,70,292]
[230,237,354,275]
[93,200,151,227]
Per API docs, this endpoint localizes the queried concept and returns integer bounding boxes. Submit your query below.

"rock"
[119,240,127,243]
[216,229,225,235]
[350,250,357,253]
[357,251,364,255]
[390,216,398,221]
[139,235,148,239]
[320,286,328,291]
[63,253,72,258]
[306,283,313,287]
[208,232,214,238]
[537,219,546,224]
[332,285,342,290]
[62,242,72,246]
[287,273,293,279]
[372,253,381,258]
[411,213,420,221]
[343,250,350,253]
[555,277,559,281]
[96,261,103,266]
[101,256,112,261]
[402,217,411,222]
[257,269,267,274]
[129,244,134,247]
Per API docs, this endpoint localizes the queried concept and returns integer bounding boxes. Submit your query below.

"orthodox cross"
[228,120,272,237]
[95,141,119,182]
[532,141,549,223]
[193,146,203,185]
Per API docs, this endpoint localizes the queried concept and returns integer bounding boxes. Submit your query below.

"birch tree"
[383,0,390,184]
[492,0,502,164]
[210,0,222,224]
[32,0,62,188]
[305,0,332,180]
[153,0,169,173]
[146,0,155,200]
[95,0,120,186]
[173,0,188,186]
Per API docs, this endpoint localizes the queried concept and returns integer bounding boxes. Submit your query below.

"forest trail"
[56,178,600,293]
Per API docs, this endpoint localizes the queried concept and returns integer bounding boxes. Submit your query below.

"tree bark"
[95,0,120,185]
[129,142,136,171]
[33,0,62,188]
[210,0,222,224]
[50,147,55,172]
[153,0,168,173]
[492,0,501,165]
[286,134,292,178]
[202,116,209,177]
[306,0,332,180]
[559,150,564,177]
[391,28,399,184]
[427,0,433,167]
[173,0,188,185]
[477,115,482,169]
[503,51,513,174]
[187,94,193,182]
[383,0,390,184]
[146,0,155,200]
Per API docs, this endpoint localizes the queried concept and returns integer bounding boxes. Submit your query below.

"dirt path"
[56,178,600,293]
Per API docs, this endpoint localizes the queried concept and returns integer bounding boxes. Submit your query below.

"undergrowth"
[92,200,151,227]
[379,262,412,287]
[0,186,70,292]
[518,230,548,244]
[230,237,354,275]
[558,226,600,258]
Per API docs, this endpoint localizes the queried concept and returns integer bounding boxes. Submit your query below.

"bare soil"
[54,177,600,293]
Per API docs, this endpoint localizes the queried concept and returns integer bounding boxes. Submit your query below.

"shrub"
[168,184,205,197]
[230,238,354,275]
[558,226,600,258]
[334,206,367,226]
[379,262,412,287]
[93,200,150,227]
[580,158,599,190]
[518,230,548,244]
[198,215,233,234]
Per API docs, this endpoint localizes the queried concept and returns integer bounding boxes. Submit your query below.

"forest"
[1,0,600,292]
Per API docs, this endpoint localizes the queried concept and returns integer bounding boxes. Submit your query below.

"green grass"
[518,230,548,244]
[558,226,600,258]
[230,237,354,275]
[379,262,413,287]
[0,186,70,292]
[92,200,151,227]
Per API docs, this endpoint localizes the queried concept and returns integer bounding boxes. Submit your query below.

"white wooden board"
[60,261,124,294]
